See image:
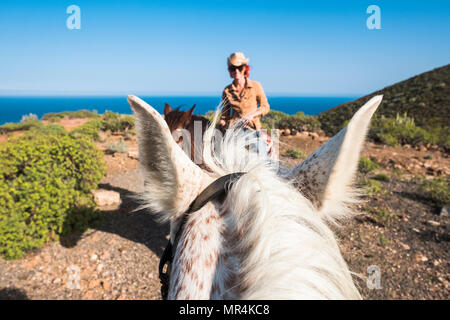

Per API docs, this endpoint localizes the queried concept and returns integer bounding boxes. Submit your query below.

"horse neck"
[168,202,224,299]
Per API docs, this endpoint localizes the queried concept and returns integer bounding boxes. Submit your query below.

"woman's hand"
[242,109,262,122]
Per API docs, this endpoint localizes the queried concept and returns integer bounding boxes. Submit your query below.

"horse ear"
[286,95,383,219]
[164,103,173,116]
[181,104,195,124]
[128,95,213,220]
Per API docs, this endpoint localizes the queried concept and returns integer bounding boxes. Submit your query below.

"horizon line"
[0,92,362,98]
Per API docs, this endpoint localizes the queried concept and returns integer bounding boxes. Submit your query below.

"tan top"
[221,79,270,130]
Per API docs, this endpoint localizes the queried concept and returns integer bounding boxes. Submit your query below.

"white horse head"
[128,94,383,299]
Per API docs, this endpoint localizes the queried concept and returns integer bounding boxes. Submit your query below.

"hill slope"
[318,64,450,136]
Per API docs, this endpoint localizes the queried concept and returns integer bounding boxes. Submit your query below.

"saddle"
[158,172,246,300]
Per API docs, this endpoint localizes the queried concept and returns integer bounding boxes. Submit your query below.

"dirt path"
[0,130,448,300]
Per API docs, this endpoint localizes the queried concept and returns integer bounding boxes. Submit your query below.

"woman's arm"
[256,82,270,116]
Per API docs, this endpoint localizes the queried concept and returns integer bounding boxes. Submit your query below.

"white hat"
[227,52,250,67]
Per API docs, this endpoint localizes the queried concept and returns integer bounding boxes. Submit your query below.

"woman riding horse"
[220,52,271,155]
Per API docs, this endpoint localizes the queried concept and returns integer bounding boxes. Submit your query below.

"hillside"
[318,64,450,136]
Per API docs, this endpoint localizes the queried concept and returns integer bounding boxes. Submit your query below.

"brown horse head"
[163,103,212,165]
[164,103,196,133]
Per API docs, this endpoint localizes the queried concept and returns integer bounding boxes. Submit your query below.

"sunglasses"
[228,65,245,72]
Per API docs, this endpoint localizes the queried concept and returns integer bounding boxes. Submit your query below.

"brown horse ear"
[181,105,195,123]
[164,103,173,116]
[187,104,195,117]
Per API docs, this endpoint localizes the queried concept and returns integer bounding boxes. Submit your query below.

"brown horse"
[164,103,276,164]
[163,103,212,166]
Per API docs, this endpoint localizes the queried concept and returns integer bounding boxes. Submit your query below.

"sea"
[0,96,356,125]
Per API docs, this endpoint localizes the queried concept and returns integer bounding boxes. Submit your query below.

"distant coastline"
[0,96,356,125]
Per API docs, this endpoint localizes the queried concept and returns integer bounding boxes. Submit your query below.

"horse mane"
[201,115,362,299]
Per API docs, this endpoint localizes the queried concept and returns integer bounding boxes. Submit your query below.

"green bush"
[358,157,379,174]
[0,131,106,259]
[368,113,443,147]
[70,119,105,141]
[372,173,389,182]
[42,110,99,122]
[420,177,450,207]
[30,124,68,136]
[261,110,321,132]
[102,111,135,132]
[279,111,321,132]
[285,148,306,159]
[0,120,43,134]
[106,139,128,153]
[319,111,449,149]
[360,178,386,196]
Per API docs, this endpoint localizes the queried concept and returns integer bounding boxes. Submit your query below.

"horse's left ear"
[128,95,213,220]
[164,103,173,116]
[286,95,383,219]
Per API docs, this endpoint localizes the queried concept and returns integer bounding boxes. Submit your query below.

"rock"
[127,150,139,160]
[427,220,440,227]
[404,144,411,149]
[309,132,319,140]
[96,263,104,273]
[92,189,121,207]
[90,254,98,262]
[414,253,428,262]
[399,242,410,250]
[284,128,291,136]
[102,281,111,291]
[290,129,297,136]
[440,206,449,217]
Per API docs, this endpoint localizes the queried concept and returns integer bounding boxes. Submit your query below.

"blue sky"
[0,0,449,96]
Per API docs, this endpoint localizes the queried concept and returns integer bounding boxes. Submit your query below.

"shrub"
[70,119,105,141]
[0,131,106,259]
[20,113,38,123]
[102,111,135,132]
[261,110,321,132]
[0,120,43,134]
[42,110,99,122]
[358,157,379,174]
[372,173,389,182]
[420,177,450,207]
[285,148,306,159]
[368,113,439,147]
[279,111,321,132]
[106,139,128,154]
[360,178,386,196]
[31,124,68,136]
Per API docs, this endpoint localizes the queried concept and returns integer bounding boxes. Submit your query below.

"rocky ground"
[0,123,448,300]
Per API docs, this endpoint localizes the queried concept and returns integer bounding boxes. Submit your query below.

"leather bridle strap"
[158,171,246,299]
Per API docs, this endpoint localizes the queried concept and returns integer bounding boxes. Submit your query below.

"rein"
[158,172,246,300]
